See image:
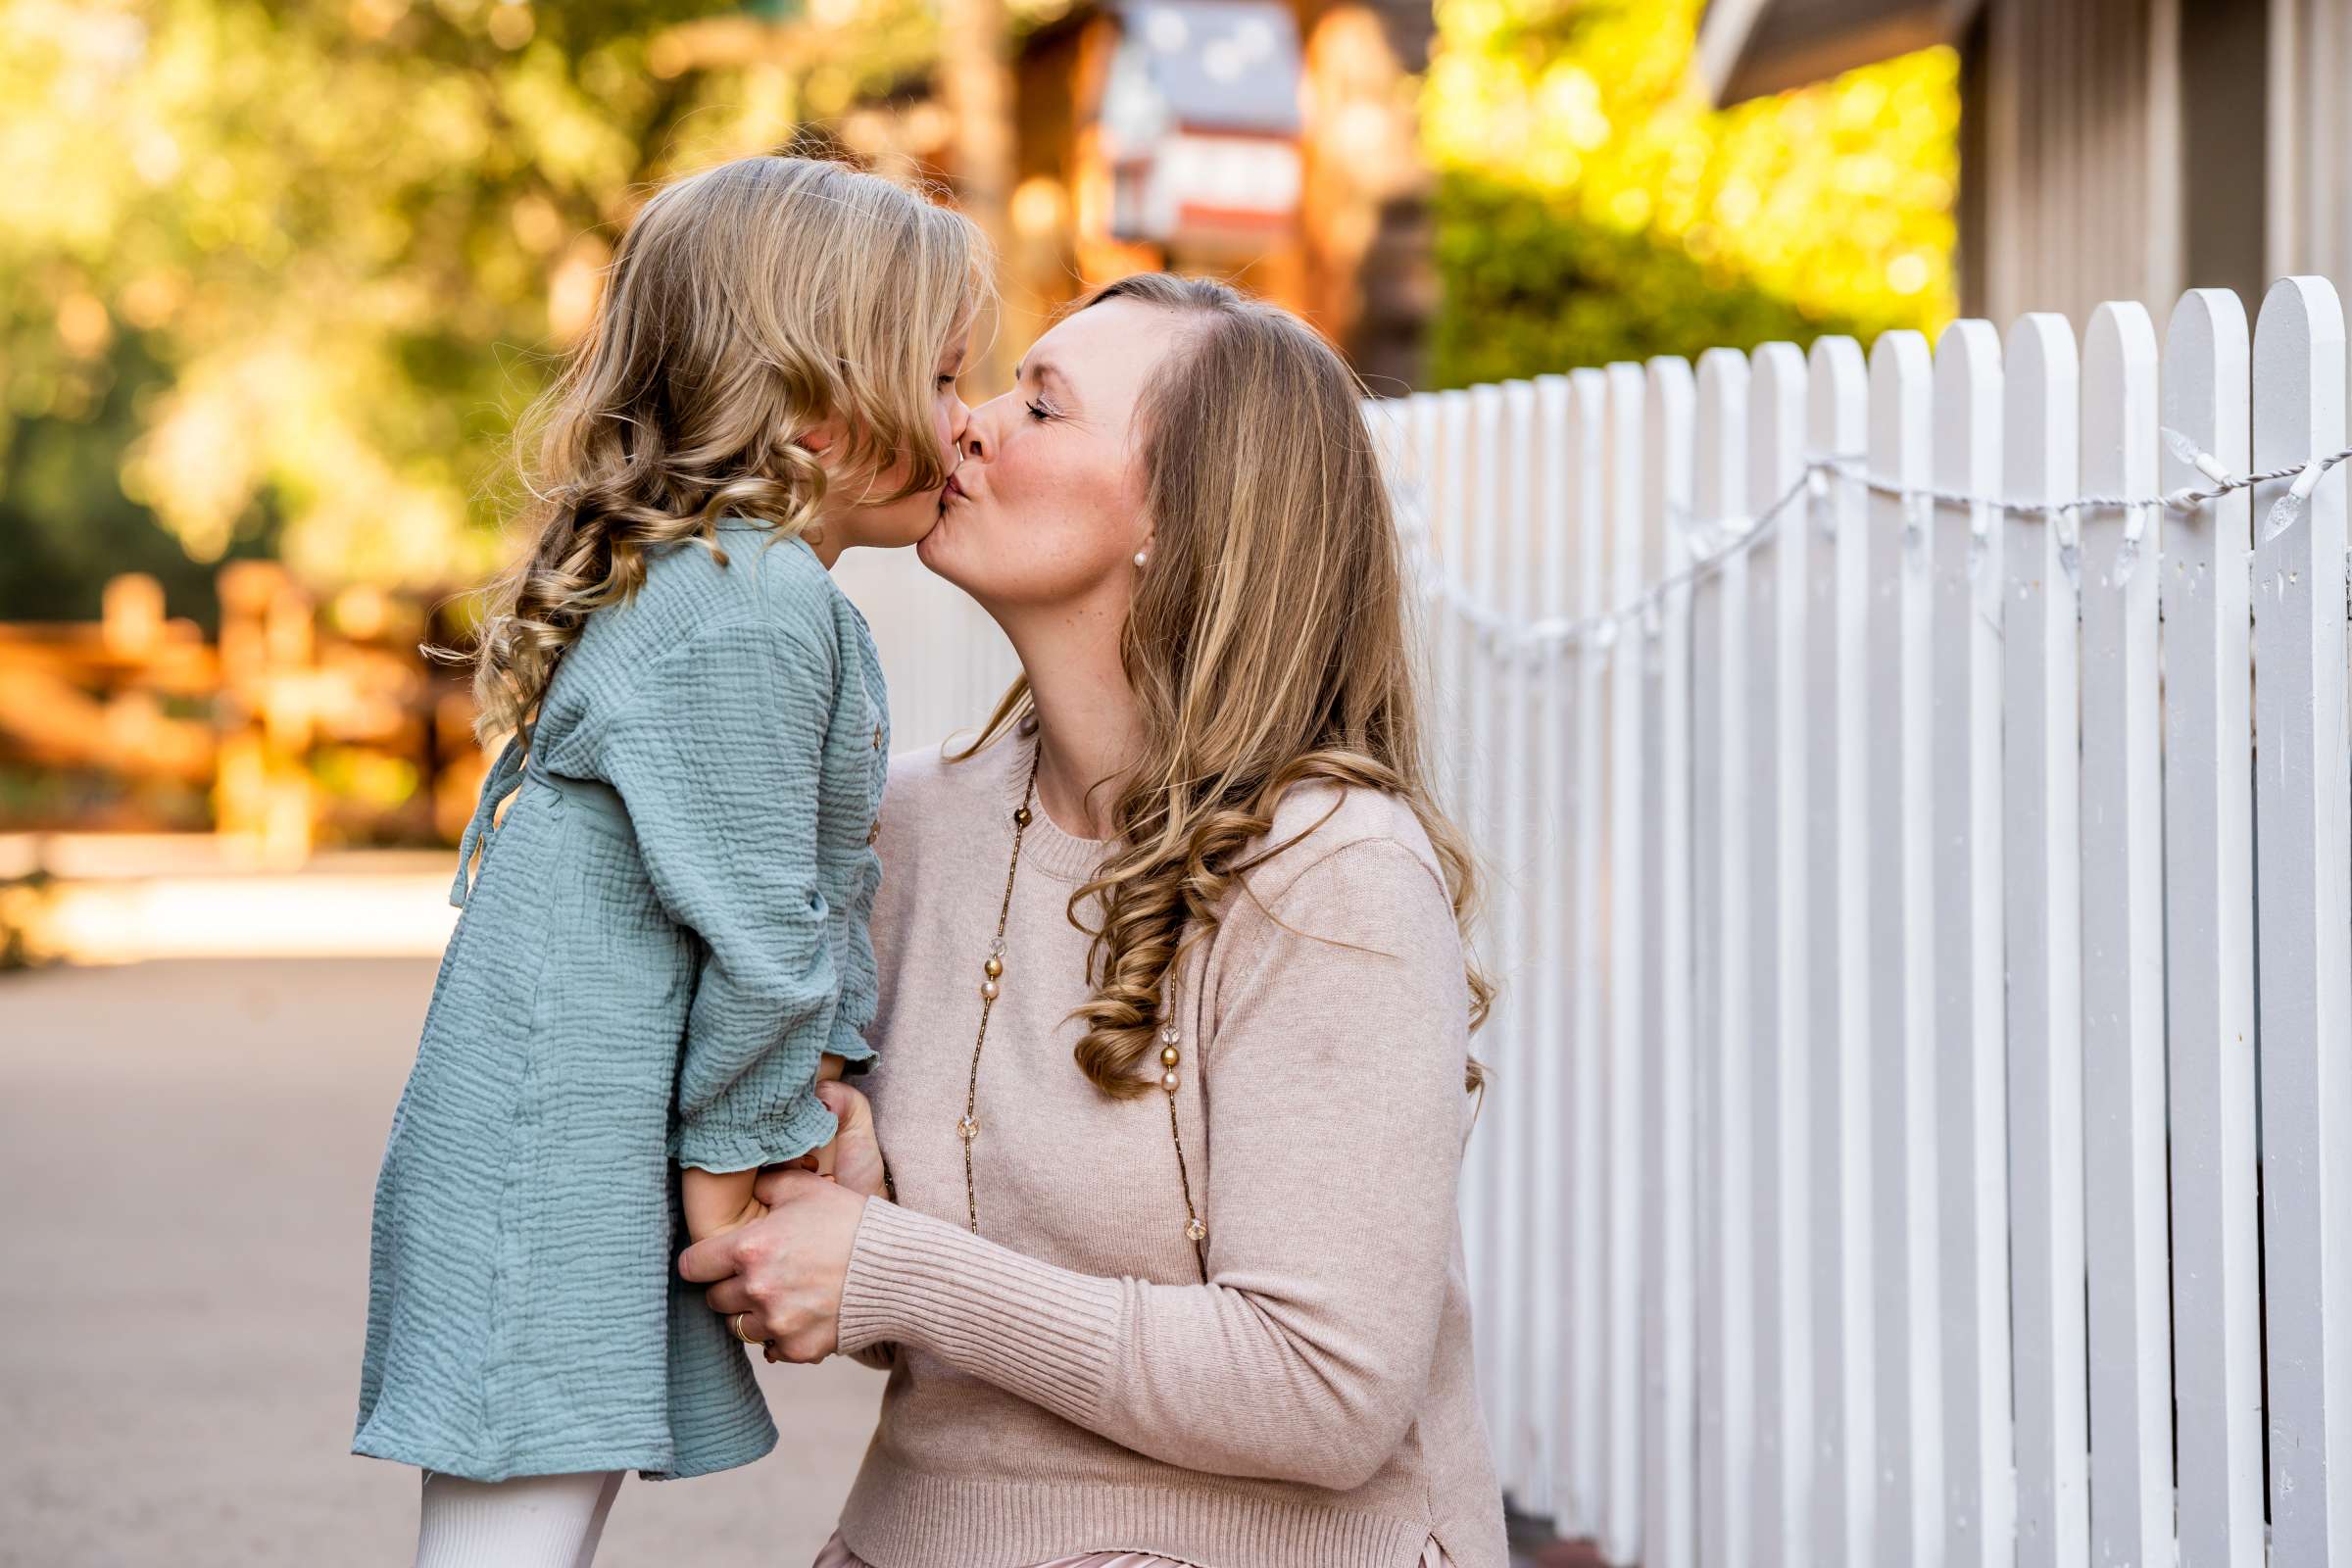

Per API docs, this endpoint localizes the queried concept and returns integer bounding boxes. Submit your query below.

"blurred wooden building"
[651,0,1441,382]
[1001,0,1437,387]
[1697,0,2352,329]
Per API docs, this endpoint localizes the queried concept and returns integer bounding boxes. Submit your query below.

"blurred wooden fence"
[0,564,478,861]
[1381,276,2352,1568]
[0,549,1027,873]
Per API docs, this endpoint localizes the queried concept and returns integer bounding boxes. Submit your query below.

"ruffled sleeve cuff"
[670,1081,840,1174]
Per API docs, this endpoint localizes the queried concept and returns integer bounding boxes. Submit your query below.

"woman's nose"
[961,423,989,464]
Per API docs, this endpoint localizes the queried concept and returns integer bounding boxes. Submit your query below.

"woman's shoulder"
[882,734,1023,824]
[1208,781,1470,1013]
[1236,780,1449,913]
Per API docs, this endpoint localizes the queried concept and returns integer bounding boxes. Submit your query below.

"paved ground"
[0,957,882,1568]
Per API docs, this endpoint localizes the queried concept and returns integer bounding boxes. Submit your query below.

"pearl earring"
[1133,551,1149,568]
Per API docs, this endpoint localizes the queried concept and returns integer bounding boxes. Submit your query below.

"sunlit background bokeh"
[1,0,1955,929]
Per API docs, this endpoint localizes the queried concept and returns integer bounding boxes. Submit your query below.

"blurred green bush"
[1422,0,1956,387]
[1,0,937,622]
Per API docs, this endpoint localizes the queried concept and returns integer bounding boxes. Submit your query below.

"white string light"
[1400,433,2352,659]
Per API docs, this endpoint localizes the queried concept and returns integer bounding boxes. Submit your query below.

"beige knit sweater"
[834,732,1505,1568]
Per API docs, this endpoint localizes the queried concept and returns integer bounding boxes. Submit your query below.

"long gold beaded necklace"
[959,743,1209,1283]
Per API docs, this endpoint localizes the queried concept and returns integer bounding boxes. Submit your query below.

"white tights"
[414,1469,624,1568]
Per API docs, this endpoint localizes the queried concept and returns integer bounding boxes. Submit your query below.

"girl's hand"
[680,1166,768,1244]
[679,1170,867,1363]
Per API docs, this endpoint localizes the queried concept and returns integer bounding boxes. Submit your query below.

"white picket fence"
[1385,277,2352,1568]
[845,276,2352,1568]
[834,544,1020,762]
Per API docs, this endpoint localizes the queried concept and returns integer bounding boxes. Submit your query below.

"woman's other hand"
[812,1081,887,1199]
[768,1079,885,1198]
[678,1169,867,1363]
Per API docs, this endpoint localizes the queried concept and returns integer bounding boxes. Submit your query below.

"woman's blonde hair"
[466,155,989,742]
[966,272,1490,1097]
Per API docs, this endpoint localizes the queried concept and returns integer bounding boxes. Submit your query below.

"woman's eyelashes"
[1024,398,1054,422]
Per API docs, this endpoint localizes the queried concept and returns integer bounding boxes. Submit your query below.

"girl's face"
[917,298,1189,612]
[810,333,973,555]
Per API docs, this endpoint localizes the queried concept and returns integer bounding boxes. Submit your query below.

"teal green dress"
[354,523,886,1483]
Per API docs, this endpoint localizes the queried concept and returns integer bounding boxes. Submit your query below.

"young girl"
[353,155,986,1565]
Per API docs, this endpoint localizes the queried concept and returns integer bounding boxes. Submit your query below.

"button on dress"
[354,523,886,1483]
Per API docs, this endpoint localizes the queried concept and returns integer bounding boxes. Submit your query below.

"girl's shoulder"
[542,524,858,749]
[562,524,858,690]
[630,521,850,653]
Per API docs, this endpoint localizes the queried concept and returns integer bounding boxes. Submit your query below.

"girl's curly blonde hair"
[965,273,1490,1098]
[466,155,989,743]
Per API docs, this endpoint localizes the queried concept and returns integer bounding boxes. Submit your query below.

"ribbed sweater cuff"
[839,1197,1121,1430]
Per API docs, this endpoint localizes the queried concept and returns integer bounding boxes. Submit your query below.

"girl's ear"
[794,417,846,459]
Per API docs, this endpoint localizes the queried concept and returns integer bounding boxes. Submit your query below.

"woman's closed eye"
[1025,398,1055,422]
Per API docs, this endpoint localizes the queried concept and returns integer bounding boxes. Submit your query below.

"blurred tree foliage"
[1421,0,1957,386]
[0,0,939,623]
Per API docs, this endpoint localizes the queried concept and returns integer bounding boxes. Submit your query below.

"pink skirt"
[811,1529,1455,1567]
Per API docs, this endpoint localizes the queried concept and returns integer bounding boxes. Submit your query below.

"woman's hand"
[678,1168,868,1363]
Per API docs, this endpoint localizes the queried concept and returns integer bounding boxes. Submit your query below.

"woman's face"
[815,333,973,552]
[917,297,1190,611]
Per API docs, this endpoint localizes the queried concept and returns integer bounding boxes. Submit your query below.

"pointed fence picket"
[2157,288,2267,1568]
[2000,311,2091,1568]
[2249,277,2352,1568]
[1868,325,1946,1568]
[1745,338,1811,1568]
[1929,317,2013,1568]
[1639,354,1698,1568]
[1520,371,1580,1523]
[1807,331,1875,1568]
[2078,300,2174,1568]
[1561,366,1612,1542]
[1601,362,1649,1565]
[1481,377,1534,1494]
[1355,277,2352,1568]
[1689,345,1752,1568]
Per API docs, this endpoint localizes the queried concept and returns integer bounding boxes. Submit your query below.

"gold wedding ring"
[731,1310,764,1347]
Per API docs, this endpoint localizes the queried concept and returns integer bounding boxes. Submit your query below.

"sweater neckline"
[992,725,1111,885]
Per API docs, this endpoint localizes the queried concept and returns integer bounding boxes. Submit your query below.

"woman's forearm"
[836,1197,1437,1491]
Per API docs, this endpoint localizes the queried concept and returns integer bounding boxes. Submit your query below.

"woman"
[682,273,1507,1568]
